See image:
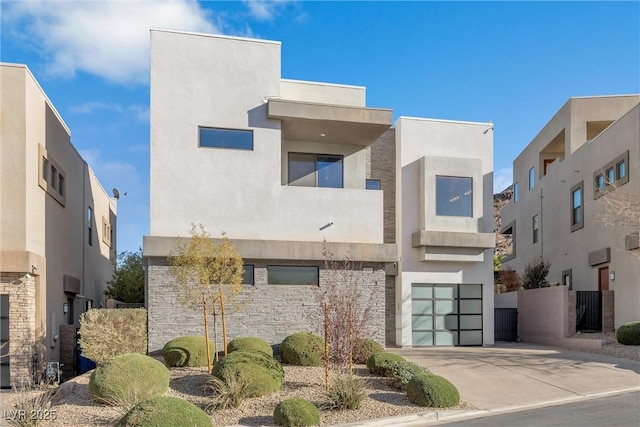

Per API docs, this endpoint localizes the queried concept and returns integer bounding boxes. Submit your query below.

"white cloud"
[243,0,293,21]
[494,168,513,194]
[5,0,217,85]
[70,101,123,114]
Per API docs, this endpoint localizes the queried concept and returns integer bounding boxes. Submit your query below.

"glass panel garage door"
[412,284,482,346]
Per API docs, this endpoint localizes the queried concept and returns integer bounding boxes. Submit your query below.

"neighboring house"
[0,64,116,387]
[500,95,640,329]
[144,29,495,351]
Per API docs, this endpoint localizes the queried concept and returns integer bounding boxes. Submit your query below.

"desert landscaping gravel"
[4,333,636,427]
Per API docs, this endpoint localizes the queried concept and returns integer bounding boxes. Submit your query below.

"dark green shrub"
[89,353,169,406]
[273,398,320,427]
[366,352,405,375]
[325,374,368,410]
[163,336,213,367]
[406,373,460,408]
[617,321,640,345]
[212,350,284,397]
[79,309,147,364]
[280,332,324,367]
[116,396,212,427]
[228,336,273,357]
[353,338,384,364]
[386,360,430,390]
[521,258,551,289]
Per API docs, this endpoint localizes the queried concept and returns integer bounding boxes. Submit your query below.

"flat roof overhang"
[267,99,393,147]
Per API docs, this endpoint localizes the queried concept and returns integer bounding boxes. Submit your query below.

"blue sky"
[2,1,639,255]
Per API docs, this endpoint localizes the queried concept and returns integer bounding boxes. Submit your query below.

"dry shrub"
[78,309,147,365]
[6,379,57,427]
[496,267,521,293]
[324,373,368,410]
[204,371,250,411]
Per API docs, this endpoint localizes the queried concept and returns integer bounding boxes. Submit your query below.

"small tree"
[105,249,145,303]
[317,242,380,372]
[168,224,244,372]
[521,258,551,289]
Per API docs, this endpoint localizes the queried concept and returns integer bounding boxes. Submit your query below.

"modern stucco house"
[500,95,640,329]
[144,29,495,351]
[0,64,116,387]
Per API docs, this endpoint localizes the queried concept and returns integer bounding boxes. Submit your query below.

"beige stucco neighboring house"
[500,95,640,330]
[144,29,495,351]
[0,63,116,388]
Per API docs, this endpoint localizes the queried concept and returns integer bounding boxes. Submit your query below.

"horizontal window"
[288,153,343,188]
[436,176,472,217]
[267,266,318,285]
[199,127,253,150]
[366,179,381,190]
[38,144,66,207]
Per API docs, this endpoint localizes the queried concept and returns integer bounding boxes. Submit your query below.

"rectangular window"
[606,168,615,185]
[87,207,93,246]
[366,179,381,190]
[51,165,57,189]
[436,176,473,217]
[595,175,604,191]
[199,127,253,150]
[570,181,584,232]
[242,265,254,285]
[267,266,318,285]
[529,167,535,190]
[58,174,64,196]
[513,182,519,202]
[617,161,626,180]
[288,153,344,188]
[42,158,49,182]
[532,214,539,244]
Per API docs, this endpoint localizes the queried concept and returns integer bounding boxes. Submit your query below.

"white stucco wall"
[395,117,495,346]
[280,79,366,107]
[150,30,383,244]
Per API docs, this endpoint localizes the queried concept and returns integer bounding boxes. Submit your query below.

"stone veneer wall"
[147,258,386,352]
[368,129,396,244]
[384,275,395,346]
[1,273,36,386]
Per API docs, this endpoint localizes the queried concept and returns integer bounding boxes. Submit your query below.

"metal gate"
[576,291,602,332]
[494,308,518,341]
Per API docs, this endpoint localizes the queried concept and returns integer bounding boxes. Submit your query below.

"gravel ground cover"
[5,333,636,427]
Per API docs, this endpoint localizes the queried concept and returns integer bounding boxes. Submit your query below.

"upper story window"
[38,144,66,206]
[288,153,343,188]
[529,167,535,190]
[87,206,94,246]
[366,179,381,190]
[436,176,472,217]
[513,182,519,202]
[199,127,253,150]
[532,214,539,244]
[102,216,113,247]
[570,181,584,232]
[593,150,630,200]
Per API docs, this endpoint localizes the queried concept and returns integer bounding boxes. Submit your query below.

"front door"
[598,266,609,291]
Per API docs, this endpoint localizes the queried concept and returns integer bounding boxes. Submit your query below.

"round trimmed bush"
[386,360,430,390]
[354,338,384,364]
[617,321,640,346]
[116,396,212,427]
[212,349,284,397]
[89,353,169,403]
[228,336,273,357]
[406,373,460,408]
[280,332,324,367]
[366,352,405,376]
[163,335,214,367]
[273,398,320,427]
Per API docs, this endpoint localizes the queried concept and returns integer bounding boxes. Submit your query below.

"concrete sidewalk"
[340,343,640,426]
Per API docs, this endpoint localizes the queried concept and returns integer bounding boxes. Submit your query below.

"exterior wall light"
[610,271,615,281]
[63,302,69,314]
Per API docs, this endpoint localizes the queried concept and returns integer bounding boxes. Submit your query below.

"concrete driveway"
[391,343,640,412]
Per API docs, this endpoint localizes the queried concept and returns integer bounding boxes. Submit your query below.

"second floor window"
[571,181,584,232]
[529,167,535,190]
[288,153,343,188]
[436,176,473,217]
[513,182,519,202]
[199,127,253,150]
[532,214,539,244]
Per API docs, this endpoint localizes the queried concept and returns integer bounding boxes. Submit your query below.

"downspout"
[540,187,544,262]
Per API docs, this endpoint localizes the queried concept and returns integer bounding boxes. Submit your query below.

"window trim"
[570,181,584,232]
[593,150,630,200]
[562,269,573,291]
[500,220,516,262]
[198,126,254,151]
[37,144,66,206]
